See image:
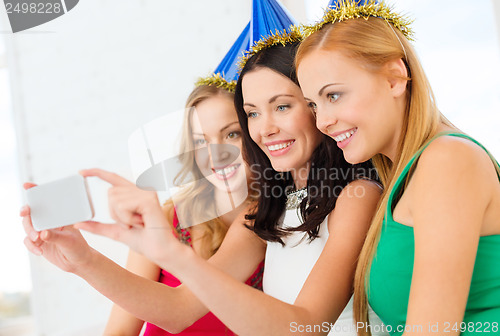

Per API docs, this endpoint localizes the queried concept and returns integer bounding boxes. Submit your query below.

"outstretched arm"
[21,205,206,333]
[22,176,265,333]
[103,250,159,336]
[104,203,174,336]
[169,179,380,335]
[79,175,380,336]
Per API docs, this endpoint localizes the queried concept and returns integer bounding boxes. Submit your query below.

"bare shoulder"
[336,178,382,205]
[232,200,259,229]
[239,200,258,219]
[407,135,499,234]
[225,200,264,244]
[413,135,497,195]
[327,179,381,233]
[419,135,496,176]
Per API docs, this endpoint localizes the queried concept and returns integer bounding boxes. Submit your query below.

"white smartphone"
[25,174,95,231]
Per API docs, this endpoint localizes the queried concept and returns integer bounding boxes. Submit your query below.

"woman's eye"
[194,139,206,146]
[327,93,341,103]
[247,111,258,119]
[277,105,289,112]
[227,131,241,139]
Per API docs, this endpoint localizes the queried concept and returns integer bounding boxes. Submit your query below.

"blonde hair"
[165,84,236,259]
[296,17,456,334]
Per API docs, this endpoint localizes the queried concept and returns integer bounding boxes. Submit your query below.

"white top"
[263,208,389,336]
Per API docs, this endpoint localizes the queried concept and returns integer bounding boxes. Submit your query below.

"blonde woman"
[296,1,500,335]
[106,84,262,336]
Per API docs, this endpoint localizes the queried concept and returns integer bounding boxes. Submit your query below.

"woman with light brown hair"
[103,82,263,336]
[296,1,500,335]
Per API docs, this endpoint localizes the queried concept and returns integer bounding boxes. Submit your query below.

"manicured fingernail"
[20,206,26,214]
[29,231,38,241]
[33,248,42,256]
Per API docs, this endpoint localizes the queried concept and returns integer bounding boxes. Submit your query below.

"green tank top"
[368,132,500,335]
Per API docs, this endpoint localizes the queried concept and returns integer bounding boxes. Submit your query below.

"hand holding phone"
[25,175,95,231]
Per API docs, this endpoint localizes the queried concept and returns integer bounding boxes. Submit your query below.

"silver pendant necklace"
[285,187,308,210]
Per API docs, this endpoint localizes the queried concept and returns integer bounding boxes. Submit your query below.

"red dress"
[143,211,264,336]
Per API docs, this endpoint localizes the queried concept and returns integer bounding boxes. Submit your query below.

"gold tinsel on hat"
[195,73,237,92]
[303,0,414,41]
[237,25,303,71]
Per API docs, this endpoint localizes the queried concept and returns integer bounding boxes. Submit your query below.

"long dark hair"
[235,42,376,245]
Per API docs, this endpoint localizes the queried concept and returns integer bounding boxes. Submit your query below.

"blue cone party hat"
[197,0,297,91]
[251,0,296,44]
[212,22,251,86]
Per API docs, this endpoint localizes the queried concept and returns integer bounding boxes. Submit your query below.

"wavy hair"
[167,84,236,259]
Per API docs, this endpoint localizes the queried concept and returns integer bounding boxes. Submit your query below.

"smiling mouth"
[266,140,295,152]
[212,163,241,180]
[332,128,357,142]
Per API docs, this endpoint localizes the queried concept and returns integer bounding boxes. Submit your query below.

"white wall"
[2,1,250,335]
[494,0,500,49]
[390,0,500,160]
[281,0,307,23]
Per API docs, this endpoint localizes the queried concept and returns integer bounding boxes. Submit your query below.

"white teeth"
[333,129,356,142]
[215,164,238,176]
[267,141,294,151]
